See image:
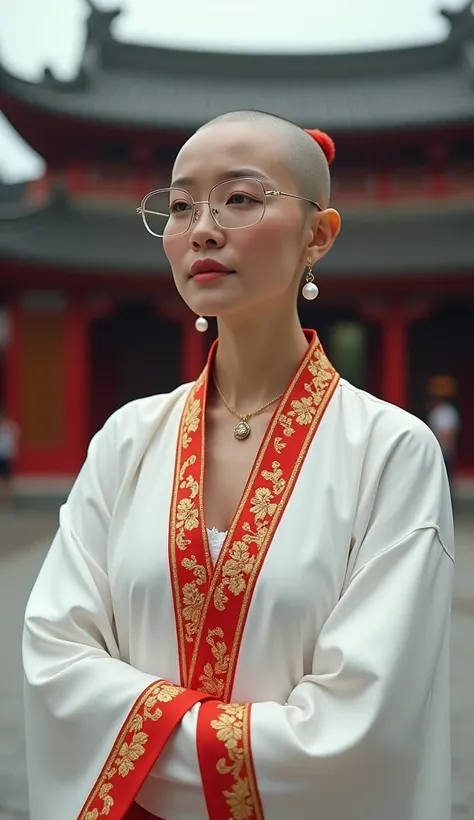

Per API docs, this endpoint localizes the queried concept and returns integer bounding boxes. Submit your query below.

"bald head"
[199,110,332,208]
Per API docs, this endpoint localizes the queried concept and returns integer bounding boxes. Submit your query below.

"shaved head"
[166,109,341,323]
[199,109,332,208]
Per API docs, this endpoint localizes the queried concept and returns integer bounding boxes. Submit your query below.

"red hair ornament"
[304,129,336,165]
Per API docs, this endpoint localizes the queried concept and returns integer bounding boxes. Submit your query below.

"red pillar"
[2,300,21,424]
[181,313,208,383]
[381,305,408,408]
[359,300,433,410]
[64,301,90,471]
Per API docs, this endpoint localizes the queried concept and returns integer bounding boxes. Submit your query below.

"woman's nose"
[190,205,225,247]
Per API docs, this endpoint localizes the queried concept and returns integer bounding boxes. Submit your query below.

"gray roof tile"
[0,191,473,277]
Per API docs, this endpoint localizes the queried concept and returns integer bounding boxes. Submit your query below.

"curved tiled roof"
[0,1,473,134]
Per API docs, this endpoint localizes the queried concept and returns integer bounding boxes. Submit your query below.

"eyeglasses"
[136,177,322,238]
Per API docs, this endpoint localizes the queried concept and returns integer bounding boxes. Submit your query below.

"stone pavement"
[0,508,473,820]
[0,511,57,820]
[450,513,474,819]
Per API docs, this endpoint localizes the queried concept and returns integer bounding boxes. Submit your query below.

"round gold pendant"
[234,420,251,441]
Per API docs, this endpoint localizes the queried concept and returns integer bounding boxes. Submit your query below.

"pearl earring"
[302,258,319,301]
[195,316,208,332]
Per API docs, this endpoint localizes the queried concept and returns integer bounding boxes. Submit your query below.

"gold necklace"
[213,375,285,441]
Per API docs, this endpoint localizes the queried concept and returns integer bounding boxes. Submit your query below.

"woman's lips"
[190,259,234,278]
[192,271,233,283]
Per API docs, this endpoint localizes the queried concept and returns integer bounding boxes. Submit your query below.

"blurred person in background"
[0,406,20,508]
[23,111,454,820]
[427,375,460,490]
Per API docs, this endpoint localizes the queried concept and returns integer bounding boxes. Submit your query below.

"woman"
[23,110,454,820]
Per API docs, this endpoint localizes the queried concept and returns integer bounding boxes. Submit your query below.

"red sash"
[169,330,339,819]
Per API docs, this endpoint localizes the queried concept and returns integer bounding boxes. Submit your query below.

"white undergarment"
[206,527,228,564]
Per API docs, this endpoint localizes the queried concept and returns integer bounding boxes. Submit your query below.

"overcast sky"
[0,0,468,182]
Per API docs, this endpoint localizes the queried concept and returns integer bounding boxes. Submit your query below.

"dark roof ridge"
[6,0,473,90]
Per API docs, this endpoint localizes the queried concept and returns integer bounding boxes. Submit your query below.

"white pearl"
[302,282,319,301]
[195,316,209,332]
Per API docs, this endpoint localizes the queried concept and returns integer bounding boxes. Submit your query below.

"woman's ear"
[308,209,341,261]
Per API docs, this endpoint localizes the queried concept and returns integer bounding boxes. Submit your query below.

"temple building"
[0,0,473,488]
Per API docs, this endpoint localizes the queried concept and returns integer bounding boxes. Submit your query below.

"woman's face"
[163,121,338,323]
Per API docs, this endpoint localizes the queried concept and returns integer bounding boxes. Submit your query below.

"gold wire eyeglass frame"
[136,177,323,237]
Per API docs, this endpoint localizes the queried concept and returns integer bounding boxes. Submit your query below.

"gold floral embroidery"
[260,462,285,496]
[179,540,208,644]
[173,391,208,646]
[175,455,200,551]
[182,396,201,448]
[194,462,286,697]
[116,732,147,777]
[277,413,296,437]
[179,469,199,499]
[308,351,333,384]
[275,347,335,440]
[239,521,268,550]
[212,464,285,616]
[144,682,183,708]
[212,704,244,748]
[249,487,277,520]
[273,436,286,453]
[290,395,316,425]
[224,779,254,820]
[78,682,183,820]
[198,628,229,697]
[211,704,254,820]
[181,555,207,585]
[182,581,206,641]
[176,497,199,531]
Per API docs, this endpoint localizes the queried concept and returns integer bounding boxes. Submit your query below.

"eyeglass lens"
[141,178,266,237]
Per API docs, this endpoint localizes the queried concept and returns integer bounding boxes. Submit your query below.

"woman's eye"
[226,193,258,205]
[170,201,192,214]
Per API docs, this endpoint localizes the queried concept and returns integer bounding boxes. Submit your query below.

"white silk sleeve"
[23,420,162,820]
[248,524,453,820]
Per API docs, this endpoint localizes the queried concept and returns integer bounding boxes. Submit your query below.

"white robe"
[23,378,454,820]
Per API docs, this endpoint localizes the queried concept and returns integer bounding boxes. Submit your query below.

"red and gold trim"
[198,701,263,820]
[169,329,339,700]
[168,330,338,819]
[77,681,214,820]
[190,335,338,700]
[169,368,212,689]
